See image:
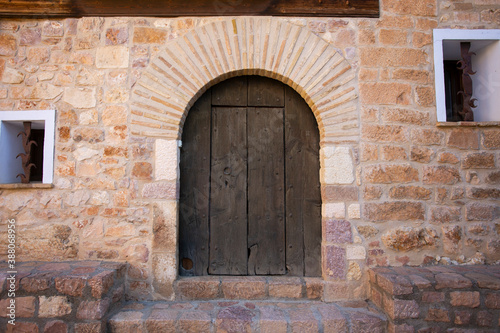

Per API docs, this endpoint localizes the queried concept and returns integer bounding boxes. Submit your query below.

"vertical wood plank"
[248,75,285,107]
[284,86,321,277]
[211,76,248,106]
[247,107,286,275]
[209,107,248,275]
[179,91,211,276]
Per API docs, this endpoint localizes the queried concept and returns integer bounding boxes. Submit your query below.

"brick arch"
[130,17,359,142]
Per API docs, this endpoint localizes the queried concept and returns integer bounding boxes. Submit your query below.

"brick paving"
[369,265,500,332]
[109,300,387,333]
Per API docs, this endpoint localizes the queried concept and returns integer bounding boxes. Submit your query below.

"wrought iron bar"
[16,121,37,183]
[457,42,477,121]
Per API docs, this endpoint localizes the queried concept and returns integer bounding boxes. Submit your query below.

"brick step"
[109,299,387,332]
[0,261,126,333]
[174,276,326,301]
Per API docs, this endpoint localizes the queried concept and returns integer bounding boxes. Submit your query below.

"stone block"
[178,311,212,332]
[466,203,500,221]
[20,272,56,292]
[422,166,460,185]
[422,291,444,303]
[364,164,418,184]
[108,311,144,332]
[0,33,16,56]
[346,245,366,260]
[146,309,178,332]
[430,206,461,224]
[268,277,302,298]
[322,203,345,219]
[322,146,354,184]
[425,307,450,322]
[450,291,480,308]
[359,48,428,68]
[96,46,129,68]
[216,305,256,333]
[324,219,352,243]
[289,308,318,332]
[133,27,168,44]
[55,276,86,297]
[462,152,495,169]
[63,87,96,108]
[347,204,360,219]
[43,320,67,333]
[364,202,425,221]
[382,227,437,251]
[377,273,413,296]
[485,292,500,309]
[389,186,432,200]
[384,297,420,320]
[346,309,385,333]
[39,296,72,318]
[155,139,179,181]
[305,278,323,300]
[142,182,178,200]
[321,185,358,201]
[482,129,500,149]
[259,307,287,333]
[2,66,24,84]
[322,245,346,279]
[152,253,176,298]
[454,310,471,325]
[76,299,111,320]
[362,124,408,143]
[6,322,39,333]
[447,128,479,149]
[435,273,472,290]
[88,270,115,299]
[221,277,266,299]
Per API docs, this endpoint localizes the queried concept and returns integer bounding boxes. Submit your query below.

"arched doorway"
[179,76,321,277]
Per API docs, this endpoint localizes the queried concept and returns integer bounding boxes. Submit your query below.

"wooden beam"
[0,0,379,18]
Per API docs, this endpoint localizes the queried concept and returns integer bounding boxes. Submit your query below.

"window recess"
[434,29,500,123]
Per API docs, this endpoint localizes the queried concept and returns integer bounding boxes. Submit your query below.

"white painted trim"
[0,110,55,184]
[433,29,500,122]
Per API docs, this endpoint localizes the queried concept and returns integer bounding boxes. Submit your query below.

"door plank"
[211,76,248,107]
[248,76,285,107]
[248,107,286,275]
[179,91,211,276]
[209,107,248,275]
[284,86,322,276]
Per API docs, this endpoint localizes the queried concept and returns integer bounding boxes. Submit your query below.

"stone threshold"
[174,276,325,301]
[109,299,387,333]
[436,121,500,127]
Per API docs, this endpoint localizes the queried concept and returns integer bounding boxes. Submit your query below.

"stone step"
[108,300,387,333]
[174,276,325,301]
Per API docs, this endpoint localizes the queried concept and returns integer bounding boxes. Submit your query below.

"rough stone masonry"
[0,0,499,301]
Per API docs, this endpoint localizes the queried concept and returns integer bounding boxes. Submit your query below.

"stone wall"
[0,0,499,301]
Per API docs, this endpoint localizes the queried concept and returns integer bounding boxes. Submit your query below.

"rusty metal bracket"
[457,42,477,121]
[16,122,37,183]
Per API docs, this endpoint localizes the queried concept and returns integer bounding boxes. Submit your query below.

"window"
[433,29,500,122]
[0,110,55,185]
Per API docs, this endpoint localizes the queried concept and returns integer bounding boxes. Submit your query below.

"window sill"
[437,121,500,128]
[0,183,54,190]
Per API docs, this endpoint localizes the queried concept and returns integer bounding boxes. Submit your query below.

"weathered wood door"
[179,76,321,276]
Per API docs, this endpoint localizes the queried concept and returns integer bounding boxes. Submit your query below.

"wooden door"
[179,76,321,277]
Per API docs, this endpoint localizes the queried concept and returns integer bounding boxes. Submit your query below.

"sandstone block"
[321,185,358,201]
[466,187,500,199]
[305,278,324,300]
[415,86,434,107]
[2,66,24,84]
[221,277,266,299]
[382,227,437,251]
[0,33,16,56]
[430,206,461,224]
[362,124,408,143]
[364,164,418,183]
[348,204,360,219]
[346,245,366,260]
[410,146,434,163]
[102,105,128,126]
[462,152,495,169]
[438,152,459,164]
[482,129,500,149]
[322,146,354,184]
[346,309,385,333]
[447,128,479,149]
[175,277,220,300]
[425,307,450,322]
[360,48,427,67]
[422,291,445,303]
[381,108,429,125]
[364,202,425,221]
[109,311,144,332]
[142,182,177,200]
[43,320,67,333]
[259,307,287,333]
[6,322,39,333]
[435,273,472,290]
[178,311,212,332]
[88,270,115,299]
[389,186,432,200]
[360,82,411,105]
[20,272,56,292]
[268,277,302,298]
[216,305,256,333]
[423,166,460,185]
[485,293,500,309]
[289,308,318,332]
[20,28,41,45]
[132,162,153,179]
[454,310,471,325]
[96,46,129,68]
[39,296,72,318]
[450,291,480,308]
[55,276,86,297]
[133,27,168,44]
[466,203,500,221]
[155,139,179,181]
[377,273,413,295]
[63,87,96,108]
[411,128,444,145]
[146,309,178,332]
[322,203,346,219]
[106,27,129,45]
[76,299,111,320]
[385,297,420,320]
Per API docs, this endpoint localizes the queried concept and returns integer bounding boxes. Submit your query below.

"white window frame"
[0,110,55,184]
[433,29,500,123]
